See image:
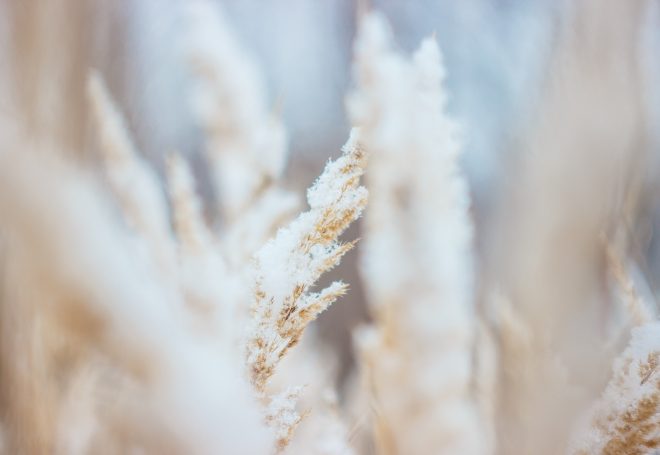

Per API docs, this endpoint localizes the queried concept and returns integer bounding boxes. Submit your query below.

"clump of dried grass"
[0,1,659,454]
[0,2,366,452]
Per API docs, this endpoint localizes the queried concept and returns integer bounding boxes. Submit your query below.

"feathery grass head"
[243,130,366,449]
[570,323,660,454]
[247,129,367,394]
[348,12,483,454]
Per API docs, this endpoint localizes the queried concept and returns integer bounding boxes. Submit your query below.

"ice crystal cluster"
[0,0,659,454]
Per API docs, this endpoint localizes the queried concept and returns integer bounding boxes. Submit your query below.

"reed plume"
[348,13,485,455]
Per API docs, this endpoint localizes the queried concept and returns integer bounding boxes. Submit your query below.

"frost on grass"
[185,7,367,447]
[348,13,484,455]
[85,67,362,451]
[570,323,660,454]
[246,130,367,447]
[266,386,305,450]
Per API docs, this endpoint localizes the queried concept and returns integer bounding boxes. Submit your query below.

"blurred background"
[1,0,659,392]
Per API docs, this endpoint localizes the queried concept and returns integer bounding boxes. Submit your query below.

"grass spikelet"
[245,130,367,447]
[570,323,660,454]
[247,129,367,393]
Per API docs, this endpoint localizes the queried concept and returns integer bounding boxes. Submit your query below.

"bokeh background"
[1,0,660,391]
